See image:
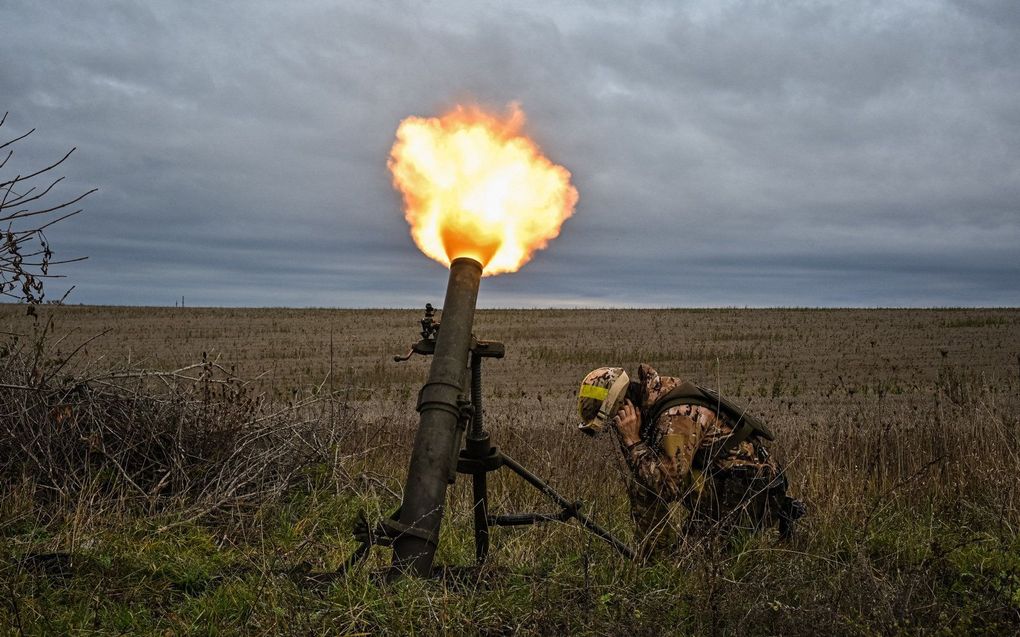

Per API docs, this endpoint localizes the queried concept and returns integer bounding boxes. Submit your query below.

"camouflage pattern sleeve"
[623,407,701,501]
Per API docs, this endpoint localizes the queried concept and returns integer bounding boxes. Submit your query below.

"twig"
[41,328,111,385]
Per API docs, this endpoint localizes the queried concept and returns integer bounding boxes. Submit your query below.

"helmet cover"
[577,367,630,436]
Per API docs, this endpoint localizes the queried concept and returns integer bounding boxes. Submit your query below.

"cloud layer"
[3,0,1018,307]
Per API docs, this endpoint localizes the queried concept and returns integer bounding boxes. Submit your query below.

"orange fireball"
[388,104,578,275]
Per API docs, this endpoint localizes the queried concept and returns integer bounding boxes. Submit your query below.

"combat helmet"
[577,367,630,436]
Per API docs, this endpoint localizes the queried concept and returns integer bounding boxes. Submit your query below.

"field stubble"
[1,305,1019,635]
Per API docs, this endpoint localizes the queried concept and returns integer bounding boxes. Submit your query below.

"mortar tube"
[391,257,483,577]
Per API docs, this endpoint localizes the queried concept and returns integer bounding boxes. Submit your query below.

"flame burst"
[388,104,578,275]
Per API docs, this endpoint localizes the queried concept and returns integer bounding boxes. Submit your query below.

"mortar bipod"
[336,307,634,576]
[454,347,634,564]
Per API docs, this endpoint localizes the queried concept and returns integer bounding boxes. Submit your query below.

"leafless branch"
[0,113,93,303]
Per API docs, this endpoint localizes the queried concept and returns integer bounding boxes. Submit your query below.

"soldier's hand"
[613,399,642,447]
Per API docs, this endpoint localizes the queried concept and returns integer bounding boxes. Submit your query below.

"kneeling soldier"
[577,364,804,559]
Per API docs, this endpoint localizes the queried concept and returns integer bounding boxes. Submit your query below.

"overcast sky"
[3,0,1018,307]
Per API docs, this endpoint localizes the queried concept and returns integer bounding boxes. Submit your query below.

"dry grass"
[1,305,1019,635]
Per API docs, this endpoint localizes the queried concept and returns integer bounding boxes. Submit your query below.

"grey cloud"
[1,0,1017,307]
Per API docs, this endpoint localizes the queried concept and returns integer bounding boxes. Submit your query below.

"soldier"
[577,364,804,559]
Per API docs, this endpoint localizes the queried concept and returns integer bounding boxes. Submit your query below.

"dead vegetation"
[1,306,1019,635]
[0,315,360,531]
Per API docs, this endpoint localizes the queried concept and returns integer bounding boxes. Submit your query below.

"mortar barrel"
[391,256,482,577]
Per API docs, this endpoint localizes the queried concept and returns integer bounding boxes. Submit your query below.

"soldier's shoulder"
[656,405,698,432]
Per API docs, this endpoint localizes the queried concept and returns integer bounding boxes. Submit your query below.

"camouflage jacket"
[619,364,778,506]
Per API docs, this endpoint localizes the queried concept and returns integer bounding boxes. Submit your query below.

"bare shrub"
[0,112,95,304]
[0,319,355,525]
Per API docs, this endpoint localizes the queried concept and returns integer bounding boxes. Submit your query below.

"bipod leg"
[457,442,499,565]
[467,351,491,564]
[499,452,635,560]
[472,469,489,563]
